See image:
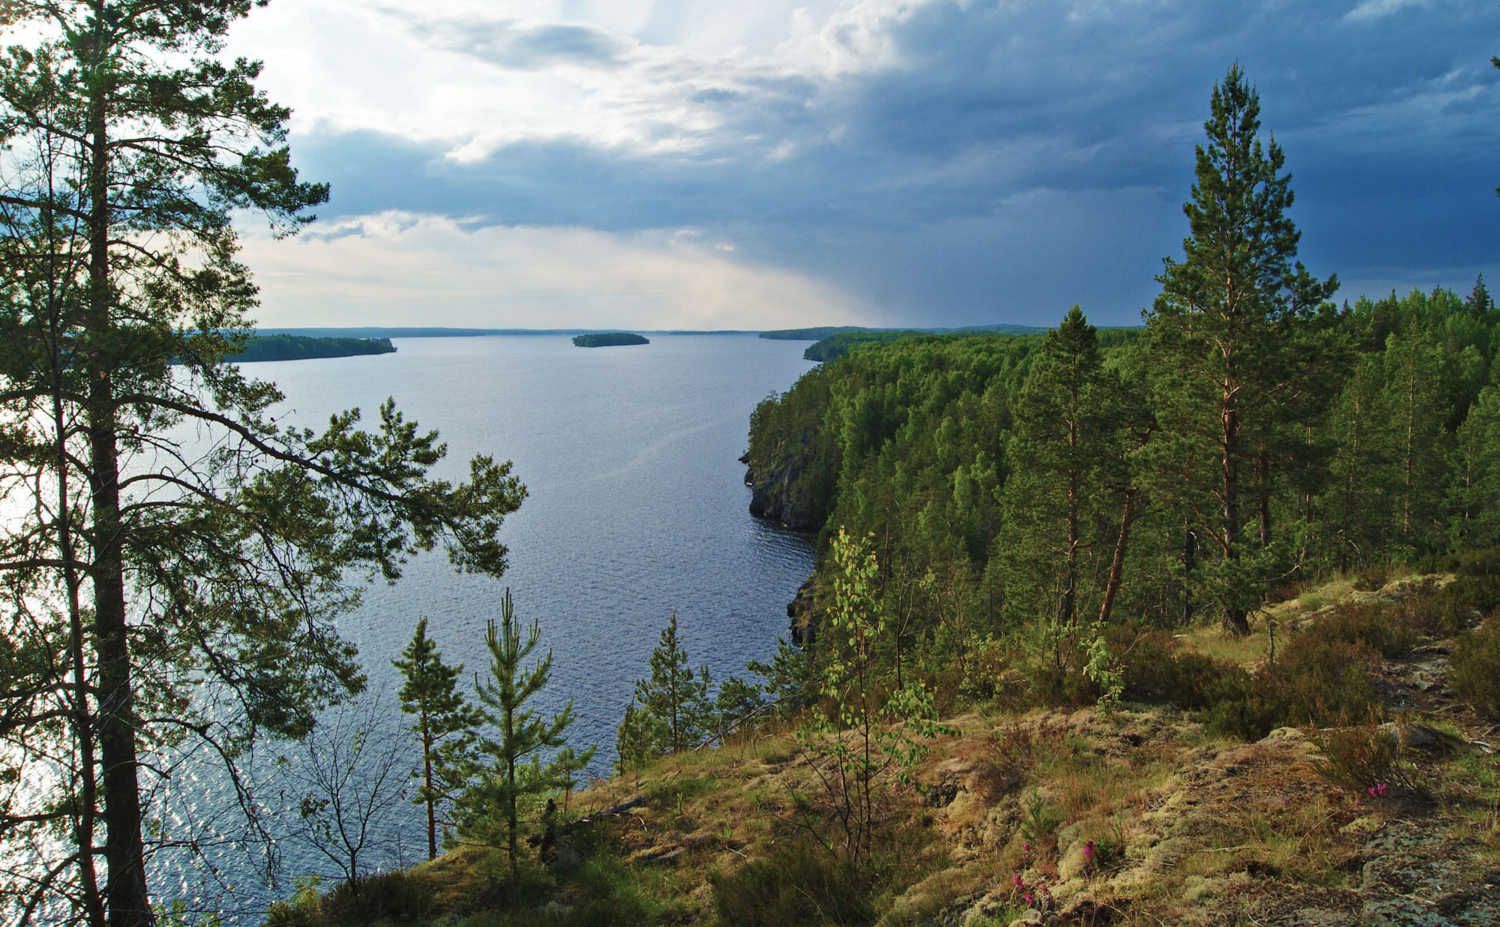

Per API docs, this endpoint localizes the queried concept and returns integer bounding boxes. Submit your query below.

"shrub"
[1312,602,1416,658]
[1353,564,1395,592]
[265,871,433,927]
[1272,633,1380,728]
[565,856,665,927]
[1452,619,1500,719]
[1313,724,1403,793]
[1109,626,1240,710]
[320,871,431,925]
[1201,630,1379,740]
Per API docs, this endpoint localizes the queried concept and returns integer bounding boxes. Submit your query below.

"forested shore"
[747,282,1500,648]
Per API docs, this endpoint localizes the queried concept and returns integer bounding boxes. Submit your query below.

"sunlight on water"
[129,333,820,920]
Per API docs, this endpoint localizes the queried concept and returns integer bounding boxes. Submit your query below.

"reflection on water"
[147,334,818,918]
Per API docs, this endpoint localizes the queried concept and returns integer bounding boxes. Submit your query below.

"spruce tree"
[393,619,485,860]
[456,589,593,880]
[1144,64,1337,634]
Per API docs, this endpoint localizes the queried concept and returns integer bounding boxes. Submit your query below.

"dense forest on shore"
[747,283,1500,650]
[229,334,397,363]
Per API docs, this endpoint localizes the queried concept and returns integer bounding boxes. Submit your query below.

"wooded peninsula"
[230,334,397,363]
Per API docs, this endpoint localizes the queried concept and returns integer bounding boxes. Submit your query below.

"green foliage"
[1202,619,1383,740]
[759,325,866,341]
[572,332,649,347]
[1144,63,1338,634]
[263,870,433,927]
[616,613,715,772]
[393,618,486,859]
[999,306,1133,629]
[0,2,527,922]
[746,637,818,718]
[455,590,595,879]
[229,334,397,363]
[794,530,951,863]
[1452,619,1500,719]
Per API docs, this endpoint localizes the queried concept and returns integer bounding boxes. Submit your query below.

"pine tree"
[455,589,593,880]
[393,619,485,860]
[1144,63,1337,634]
[1383,329,1451,548]
[1000,306,1125,630]
[0,4,526,922]
[1452,385,1500,547]
[1467,275,1493,317]
[615,612,713,771]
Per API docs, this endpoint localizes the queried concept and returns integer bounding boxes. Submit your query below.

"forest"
[228,334,397,363]
[747,281,1500,649]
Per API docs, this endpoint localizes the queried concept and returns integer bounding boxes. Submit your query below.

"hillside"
[265,563,1500,927]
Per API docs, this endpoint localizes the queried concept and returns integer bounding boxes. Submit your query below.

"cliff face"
[741,451,824,531]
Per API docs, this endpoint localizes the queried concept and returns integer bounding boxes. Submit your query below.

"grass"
[1176,623,1272,666]
[271,559,1500,927]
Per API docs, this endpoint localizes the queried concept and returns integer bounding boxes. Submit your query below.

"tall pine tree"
[1000,306,1125,629]
[1144,64,1337,634]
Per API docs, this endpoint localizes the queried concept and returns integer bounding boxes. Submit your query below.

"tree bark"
[1096,487,1138,625]
[88,40,154,924]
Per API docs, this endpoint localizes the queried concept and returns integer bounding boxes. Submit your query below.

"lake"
[147,333,818,917]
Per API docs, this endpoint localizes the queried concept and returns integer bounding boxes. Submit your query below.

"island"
[572,332,650,347]
[230,334,397,363]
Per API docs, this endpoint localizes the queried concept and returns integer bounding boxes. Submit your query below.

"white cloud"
[238,212,870,330]
[226,1,940,159]
[1344,0,1430,22]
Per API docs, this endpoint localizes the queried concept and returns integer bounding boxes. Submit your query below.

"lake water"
[157,333,818,916]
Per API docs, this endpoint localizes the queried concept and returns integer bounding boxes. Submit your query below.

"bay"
[159,333,817,916]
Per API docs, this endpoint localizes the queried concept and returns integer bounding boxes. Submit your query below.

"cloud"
[1344,0,1431,23]
[239,212,872,330]
[409,20,633,70]
[226,0,1500,328]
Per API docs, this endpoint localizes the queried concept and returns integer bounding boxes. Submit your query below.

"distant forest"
[230,333,396,363]
[573,332,650,347]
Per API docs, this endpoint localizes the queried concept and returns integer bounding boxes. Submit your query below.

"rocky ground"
[347,575,1498,927]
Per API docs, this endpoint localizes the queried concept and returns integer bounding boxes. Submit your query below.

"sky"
[222,0,1500,331]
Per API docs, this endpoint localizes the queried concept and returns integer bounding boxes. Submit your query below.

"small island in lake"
[572,332,650,347]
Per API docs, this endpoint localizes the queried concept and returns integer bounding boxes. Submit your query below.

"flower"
[1083,839,1097,860]
[1022,893,1034,905]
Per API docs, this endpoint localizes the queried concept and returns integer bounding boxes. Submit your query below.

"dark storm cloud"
[304,0,1500,326]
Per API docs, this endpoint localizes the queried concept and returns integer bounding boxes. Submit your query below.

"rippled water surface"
[158,333,817,916]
